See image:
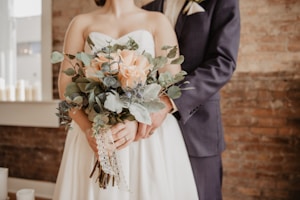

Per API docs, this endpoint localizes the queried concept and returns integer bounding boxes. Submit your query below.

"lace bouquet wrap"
[52,37,189,189]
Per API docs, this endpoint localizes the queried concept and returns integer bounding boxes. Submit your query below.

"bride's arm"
[58,15,98,152]
[135,12,181,140]
[153,13,181,76]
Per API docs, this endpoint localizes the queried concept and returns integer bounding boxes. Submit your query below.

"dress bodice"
[84,29,155,56]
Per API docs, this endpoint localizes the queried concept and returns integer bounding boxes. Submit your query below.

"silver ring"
[124,136,128,142]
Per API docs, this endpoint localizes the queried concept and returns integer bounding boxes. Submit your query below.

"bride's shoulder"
[71,12,95,25]
[67,12,98,32]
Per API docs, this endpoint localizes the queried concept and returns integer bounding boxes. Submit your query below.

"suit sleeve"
[174,0,241,124]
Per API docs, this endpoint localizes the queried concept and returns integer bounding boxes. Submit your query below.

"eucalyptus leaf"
[119,113,135,121]
[103,76,117,87]
[63,68,76,76]
[93,113,109,126]
[142,52,154,63]
[126,37,139,50]
[73,96,83,105]
[167,85,182,99]
[142,101,165,113]
[167,46,177,59]
[95,96,104,112]
[86,36,95,49]
[174,70,187,82]
[158,72,173,87]
[129,103,152,125]
[51,51,64,64]
[78,66,85,77]
[111,44,126,52]
[65,96,73,104]
[153,56,168,69]
[85,82,98,91]
[65,54,76,60]
[64,82,81,97]
[77,83,88,93]
[75,77,90,83]
[101,63,110,73]
[171,55,184,65]
[96,71,105,80]
[88,90,96,109]
[87,108,98,122]
[161,45,173,50]
[76,52,92,66]
[143,83,161,100]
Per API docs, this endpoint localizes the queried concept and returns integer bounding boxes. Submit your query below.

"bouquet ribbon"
[95,128,128,190]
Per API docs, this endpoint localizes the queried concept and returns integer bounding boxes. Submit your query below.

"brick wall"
[238,0,300,73]
[221,71,300,199]
[0,0,299,199]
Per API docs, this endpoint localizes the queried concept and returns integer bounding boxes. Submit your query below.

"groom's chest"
[175,12,211,72]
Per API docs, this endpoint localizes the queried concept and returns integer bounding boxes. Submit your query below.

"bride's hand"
[111,120,138,150]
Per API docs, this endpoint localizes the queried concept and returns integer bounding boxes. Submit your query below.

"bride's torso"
[84,29,155,56]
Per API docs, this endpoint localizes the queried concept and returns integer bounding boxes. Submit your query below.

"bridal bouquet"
[51,37,187,189]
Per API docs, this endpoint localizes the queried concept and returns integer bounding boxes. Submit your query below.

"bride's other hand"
[135,96,173,141]
[111,120,138,150]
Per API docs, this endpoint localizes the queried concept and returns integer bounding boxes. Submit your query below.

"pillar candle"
[16,189,35,200]
[0,78,6,101]
[32,82,41,101]
[25,85,33,101]
[6,85,15,101]
[0,167,8,200]
[16,80,26,101]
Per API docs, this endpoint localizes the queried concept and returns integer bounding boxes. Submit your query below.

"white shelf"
[0,100,60,128]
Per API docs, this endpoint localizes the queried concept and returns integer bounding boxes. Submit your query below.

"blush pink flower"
[118,50,152,89]
[85,52,119,81]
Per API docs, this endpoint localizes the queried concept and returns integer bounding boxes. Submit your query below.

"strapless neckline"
[88,29,153,42]
[85,29,155,56]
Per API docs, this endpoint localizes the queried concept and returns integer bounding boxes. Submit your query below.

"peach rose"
[118,50,152,89]
[85,52,119,81]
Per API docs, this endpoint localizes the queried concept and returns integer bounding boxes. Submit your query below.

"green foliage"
[54,38,190,132]
[51,51,64,64]
[76,52,92,66]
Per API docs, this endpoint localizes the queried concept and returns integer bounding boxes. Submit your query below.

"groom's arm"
[174,0,241,124]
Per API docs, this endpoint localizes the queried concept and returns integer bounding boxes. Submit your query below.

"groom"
[138,0,241,199]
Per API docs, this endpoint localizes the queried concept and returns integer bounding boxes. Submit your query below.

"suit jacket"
[143,0,240,157]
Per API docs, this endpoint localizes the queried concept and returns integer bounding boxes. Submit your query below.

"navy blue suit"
[143,0,240,199]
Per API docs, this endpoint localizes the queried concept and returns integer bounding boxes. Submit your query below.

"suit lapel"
[174,1,189,39]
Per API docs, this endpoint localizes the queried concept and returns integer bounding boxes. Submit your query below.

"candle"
[25,85,33,101]
[16,80,26,101]
[32,82,41,101]
[16,189,35,200]
[6,85,15,101]
[0,167,8,200]
[0,78,6,101]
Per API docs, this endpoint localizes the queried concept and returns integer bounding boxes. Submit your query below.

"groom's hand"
[135,96,173,141]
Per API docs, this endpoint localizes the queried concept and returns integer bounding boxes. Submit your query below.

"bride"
[53,0,198,199]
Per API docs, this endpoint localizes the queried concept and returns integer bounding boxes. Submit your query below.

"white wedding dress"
[53,30,198,200]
